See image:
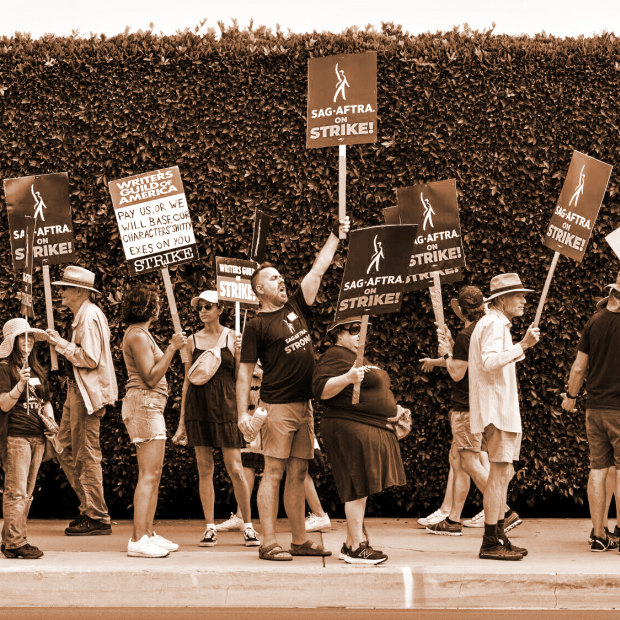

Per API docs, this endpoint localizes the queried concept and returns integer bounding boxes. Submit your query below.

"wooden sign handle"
[338,145,346,239]
[235,301,241,334]
[429,272,445,330]
[352,314,369,405]
[533,251,560,328]
[42,263,58,370]
[161,267,189,364]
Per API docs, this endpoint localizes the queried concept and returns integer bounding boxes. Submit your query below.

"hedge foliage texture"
[0,25,618,518]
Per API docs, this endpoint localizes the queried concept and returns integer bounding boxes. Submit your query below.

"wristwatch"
[443,352,452,360]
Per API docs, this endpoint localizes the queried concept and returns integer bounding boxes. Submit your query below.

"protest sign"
[4,172,75,268]
[535,151,613,327]
[250,209,271,263]
[606,227,620,260]
[543,151,612,262]
[307,52,377,149]
[335,225,416,322]
[216,257,259,309]
[382,206,401,225]
[109,166,198,362]
[109,166,198,276]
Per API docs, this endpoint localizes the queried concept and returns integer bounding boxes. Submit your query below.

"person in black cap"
[313,316,408,565]
[562,271,620,552]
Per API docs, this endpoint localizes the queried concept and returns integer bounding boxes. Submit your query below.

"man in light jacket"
[46,265,117,535]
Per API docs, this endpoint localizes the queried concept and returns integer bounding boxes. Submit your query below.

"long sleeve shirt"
[468,308,524,434]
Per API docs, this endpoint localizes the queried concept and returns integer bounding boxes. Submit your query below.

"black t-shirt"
[451,321,477,410]
[578,309,620,410]
[0,360,49,437]
[312,345,398,429]
[240,288,315,404]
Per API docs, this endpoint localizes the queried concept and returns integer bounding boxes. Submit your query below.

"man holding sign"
[237,217,349,561]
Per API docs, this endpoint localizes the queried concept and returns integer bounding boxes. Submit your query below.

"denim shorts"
[122,388,167,444]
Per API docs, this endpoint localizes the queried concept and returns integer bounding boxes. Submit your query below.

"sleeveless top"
[122,324,168,396]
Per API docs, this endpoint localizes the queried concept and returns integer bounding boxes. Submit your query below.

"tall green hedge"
[0,25,617,519]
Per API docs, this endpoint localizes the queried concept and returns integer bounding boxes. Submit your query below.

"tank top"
[122,325,168,396]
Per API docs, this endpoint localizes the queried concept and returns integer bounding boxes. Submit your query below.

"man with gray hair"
[468,273,540,560]
[46,265,117,536]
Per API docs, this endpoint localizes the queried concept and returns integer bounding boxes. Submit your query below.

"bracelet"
[9,384,23,399]
[330,222,340,237]
[566,391,578,400]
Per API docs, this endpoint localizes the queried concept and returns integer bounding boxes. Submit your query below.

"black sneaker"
[65,516,112,536]
[339,543,350,560]
[503,510,522,533]
[479,536,523,561]
[499,533,528,557]
[591,535,619,552]
[589,527,617,545]
[614,526,620,539]
[2,543,44,559]
[426,518,463,536]
[344,541,388,565]
[68,514,87,528]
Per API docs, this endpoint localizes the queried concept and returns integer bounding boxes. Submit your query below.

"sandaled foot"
[290,540,332,556]
[259,543,293,561]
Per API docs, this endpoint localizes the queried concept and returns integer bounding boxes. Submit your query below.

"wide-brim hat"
[0,318,47,358]
[450,285,484,321]
[596,271,620,310]
[327,316,365,333]
[485,273,533,303]
[191,290,218,307]
[52,265,99,293]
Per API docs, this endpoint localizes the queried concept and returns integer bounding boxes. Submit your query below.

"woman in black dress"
[173,290,258,548]
[313,316,408,565]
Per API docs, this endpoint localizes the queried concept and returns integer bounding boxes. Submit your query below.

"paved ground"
[1,518,619,611]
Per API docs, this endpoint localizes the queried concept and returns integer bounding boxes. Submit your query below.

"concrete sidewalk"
[0,518,619,610]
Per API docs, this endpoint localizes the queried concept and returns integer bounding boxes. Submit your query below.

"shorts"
[450,410,484,452]
[586,409,620,469]
[484,424,521,463]
[260,400,314,460]
[122,388,167,444]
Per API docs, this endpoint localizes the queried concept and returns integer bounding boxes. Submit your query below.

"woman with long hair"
[0,318,53,559]
[121,283,187,558]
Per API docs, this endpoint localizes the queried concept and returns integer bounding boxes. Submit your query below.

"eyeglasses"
[341,323,362,335]
[198,303,217,311]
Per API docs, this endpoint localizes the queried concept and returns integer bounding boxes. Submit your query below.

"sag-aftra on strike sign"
[307,52,377,148]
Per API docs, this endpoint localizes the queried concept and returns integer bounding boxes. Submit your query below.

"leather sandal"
[258,543,293,561]
[289,540,332,556]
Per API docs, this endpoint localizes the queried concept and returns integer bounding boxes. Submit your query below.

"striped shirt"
[468,308,525,434]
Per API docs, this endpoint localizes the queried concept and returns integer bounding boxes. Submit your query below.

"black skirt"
[321,416,406,503]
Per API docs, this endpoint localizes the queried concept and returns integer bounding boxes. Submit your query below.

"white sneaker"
[127,535,170,558]
[215,513,244,532]
[417,508,449,527]
[462,510,485,528]
[305,513,331,532]
[150,532,179,552]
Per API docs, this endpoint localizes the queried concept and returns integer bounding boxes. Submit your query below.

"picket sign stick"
[352,314,370,405]
[429,272,445,330]
[242,309,248,333]
[42,262,58,370]
[160,267,189,364]
[533,251,560,329]
[338,144,346,238]
[235,301,241,335]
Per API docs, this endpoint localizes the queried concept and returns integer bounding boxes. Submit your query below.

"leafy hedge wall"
[0,25,618,519]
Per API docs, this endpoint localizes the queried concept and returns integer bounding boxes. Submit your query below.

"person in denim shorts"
[563,271,620,552]
[121,283,187,558]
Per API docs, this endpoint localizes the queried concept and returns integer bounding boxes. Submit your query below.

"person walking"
[468,273,540,560]
[46,265,118,535]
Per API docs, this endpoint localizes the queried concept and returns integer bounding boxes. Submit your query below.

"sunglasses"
[340,323,362,335]
[198,302,218,311]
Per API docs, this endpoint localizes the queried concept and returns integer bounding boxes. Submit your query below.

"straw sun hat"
[0,318,47,359]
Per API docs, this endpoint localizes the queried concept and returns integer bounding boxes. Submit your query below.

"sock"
[244,522,253,530]
[206,523,216,531]
[497,518,505,534]
[446,517,459,525]
[484,523,497,538]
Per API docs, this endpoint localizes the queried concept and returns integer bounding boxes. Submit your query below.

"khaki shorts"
[450,410,484,453]
[586,409,620,469]
[484,424,521,463]
[261,401,314,460]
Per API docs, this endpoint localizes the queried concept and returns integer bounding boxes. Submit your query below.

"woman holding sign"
[172,290,259,548]
[121,284,187,558]
[312,316,408,565]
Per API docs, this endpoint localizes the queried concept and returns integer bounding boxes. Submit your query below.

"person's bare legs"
[483,462,512,527]
[133,439,165,541]
[605,465,616,526]
[257,456,286,547]
[345,497,367,549]
[589,467,609,539]
[221,448,252,524]
[235,465,257,519]
[440,462,455,514]
[284,457,308,545]
[304,473,327,517]
[194,447,215,523]
[448,445,471,522]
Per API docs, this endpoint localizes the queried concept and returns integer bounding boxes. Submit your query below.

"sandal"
[258,543,293,561]
[289,540,332,557]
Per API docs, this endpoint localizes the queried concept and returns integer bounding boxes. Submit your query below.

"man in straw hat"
[468,273,540,560]
[562,271,620,552]
[45,265,117,535]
